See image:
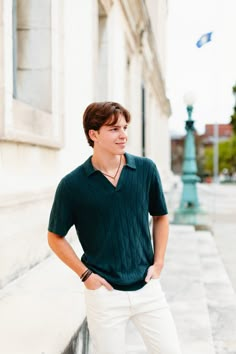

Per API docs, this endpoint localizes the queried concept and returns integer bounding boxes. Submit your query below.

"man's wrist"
[153,260,164,268]
[80,269,93,282]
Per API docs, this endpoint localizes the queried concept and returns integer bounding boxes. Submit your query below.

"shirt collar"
[83,156,97,176]
[124,153,136,170]
[83,153,136,177]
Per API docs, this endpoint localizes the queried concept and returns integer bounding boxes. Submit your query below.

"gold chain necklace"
[100,155,122,180]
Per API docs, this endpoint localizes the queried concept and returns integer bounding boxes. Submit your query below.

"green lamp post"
[174,93,207,226]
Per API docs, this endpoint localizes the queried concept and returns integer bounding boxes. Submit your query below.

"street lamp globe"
[183,91,196,107]
[183,91,196,120]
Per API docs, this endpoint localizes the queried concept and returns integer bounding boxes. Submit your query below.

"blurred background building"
[171,123,234,179]
[202,124,233,146]
[0,0,172,352]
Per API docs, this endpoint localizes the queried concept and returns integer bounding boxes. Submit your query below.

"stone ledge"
[0,179,57,207]
[165,225,236,354]
[0,250,86,354]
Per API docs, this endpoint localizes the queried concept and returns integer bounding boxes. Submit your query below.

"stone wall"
[0,1,172,352]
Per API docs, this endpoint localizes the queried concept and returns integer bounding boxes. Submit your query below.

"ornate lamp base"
[173,206,209,227]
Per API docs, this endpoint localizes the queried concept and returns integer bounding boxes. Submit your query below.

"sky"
[166,0,236,135]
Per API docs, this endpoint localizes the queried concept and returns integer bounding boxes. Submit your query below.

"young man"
[48,102,182,354]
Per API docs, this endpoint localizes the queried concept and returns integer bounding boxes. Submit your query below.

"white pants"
[84,279,182,354]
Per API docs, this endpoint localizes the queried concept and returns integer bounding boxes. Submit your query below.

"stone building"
[0,0,171,352]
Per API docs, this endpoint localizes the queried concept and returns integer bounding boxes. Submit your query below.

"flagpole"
[213,122,219,183]
[195,31,219,184]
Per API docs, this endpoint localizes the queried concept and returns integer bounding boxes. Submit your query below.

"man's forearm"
[152,214,169,266]
[144,214,169,281]
[48,231,87,277]
[48,231,113,290]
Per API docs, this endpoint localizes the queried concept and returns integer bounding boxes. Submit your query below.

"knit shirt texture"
[48,153,168,291]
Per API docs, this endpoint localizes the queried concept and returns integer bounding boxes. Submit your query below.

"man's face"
[90,114,128,155]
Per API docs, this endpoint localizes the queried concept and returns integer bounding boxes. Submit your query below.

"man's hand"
[145,262,164,283]
[84,272,113,291]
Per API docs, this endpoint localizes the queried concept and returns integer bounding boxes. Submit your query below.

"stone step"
[0,245,86,354]
[197,231,236,354]
[156,225,216,354]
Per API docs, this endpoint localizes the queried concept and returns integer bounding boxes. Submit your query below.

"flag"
[196,32,213,48]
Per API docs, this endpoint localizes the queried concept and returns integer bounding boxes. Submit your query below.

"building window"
[96,3,108,101]
[0,0,64,148]
[13,0,52,112]
[12,0,17,98]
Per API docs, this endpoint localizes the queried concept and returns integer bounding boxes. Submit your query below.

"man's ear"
[88,129,98,143]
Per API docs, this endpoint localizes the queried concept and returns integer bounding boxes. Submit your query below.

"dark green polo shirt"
[48,153,168,291]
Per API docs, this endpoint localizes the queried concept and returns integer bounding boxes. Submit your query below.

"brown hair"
[83,102,131,147]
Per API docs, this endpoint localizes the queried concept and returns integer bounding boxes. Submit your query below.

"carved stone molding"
[119,0,171,116]
[99,0,114,15]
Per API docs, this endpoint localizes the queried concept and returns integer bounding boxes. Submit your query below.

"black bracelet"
[82,270,93,282]
[80,269,90,280]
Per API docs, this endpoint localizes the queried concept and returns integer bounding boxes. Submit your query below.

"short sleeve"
[48,179,74,237]
[148,162,168,216]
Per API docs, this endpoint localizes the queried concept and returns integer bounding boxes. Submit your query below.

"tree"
[203,84,236,178]
[203,136,236,176]
[230,84,236,134]
[203,145,213,175]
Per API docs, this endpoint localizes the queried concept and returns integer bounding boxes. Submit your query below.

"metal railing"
[63,318,90,354]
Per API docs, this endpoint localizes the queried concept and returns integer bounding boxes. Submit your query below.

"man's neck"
[92,152,124,174]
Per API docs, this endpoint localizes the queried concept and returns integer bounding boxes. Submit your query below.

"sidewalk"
[1,224,236,353]
[125,224,236,354]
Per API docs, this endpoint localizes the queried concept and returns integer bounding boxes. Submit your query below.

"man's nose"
[119,129,127,138]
